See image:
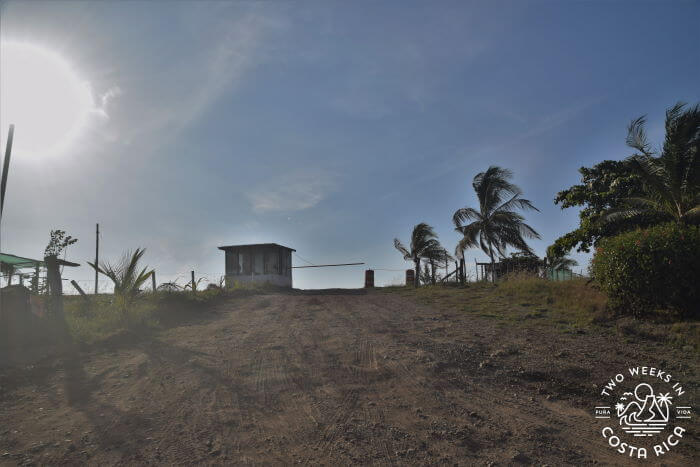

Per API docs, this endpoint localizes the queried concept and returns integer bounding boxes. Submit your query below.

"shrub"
[591,223,700,318]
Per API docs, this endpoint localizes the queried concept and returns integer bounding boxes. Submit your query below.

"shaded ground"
[1,289,697,465]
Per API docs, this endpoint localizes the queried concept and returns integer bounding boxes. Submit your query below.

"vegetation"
[44,229,78,257]
[591,223,700,318]
[607,103,699,225]
[545,250,578,273]
[551,102,699,256]
[88,248,154,324]
[394,223,446,287]
[63,280,283,343]
[383,274,697,351]
[453,166,540,281]
[550,160,650,256]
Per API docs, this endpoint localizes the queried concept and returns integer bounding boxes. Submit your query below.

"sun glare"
[0,41,94,158]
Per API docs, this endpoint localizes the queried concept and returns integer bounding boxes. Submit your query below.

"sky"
[1,0,699,290]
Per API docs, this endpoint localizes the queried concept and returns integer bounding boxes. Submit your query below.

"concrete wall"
[225,273,292,288]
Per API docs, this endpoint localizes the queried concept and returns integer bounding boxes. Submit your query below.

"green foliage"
[454,166,540,266]
[604,102,700,226]
[44,229,78,257]
[419,263,432,285]
[394,222,447,287]
[591,223,700,317]
[545,250,578,272]
[552,102,699,257]
[88,248,154,322]
[552,160,652,256]
[64,295,157,343]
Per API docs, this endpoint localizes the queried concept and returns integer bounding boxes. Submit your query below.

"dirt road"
[1,291,696,465]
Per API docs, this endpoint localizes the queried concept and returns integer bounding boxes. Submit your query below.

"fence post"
[364,269,374,288]
[405,269,415,286]
[191,270,195,292]
[152,270,157,292]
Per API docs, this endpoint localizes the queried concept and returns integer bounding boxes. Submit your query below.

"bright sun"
[1,42,94,158]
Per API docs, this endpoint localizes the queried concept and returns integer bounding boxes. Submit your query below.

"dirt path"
[1,291,697,465]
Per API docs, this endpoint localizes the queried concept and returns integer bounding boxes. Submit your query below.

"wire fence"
[1,259,589,295]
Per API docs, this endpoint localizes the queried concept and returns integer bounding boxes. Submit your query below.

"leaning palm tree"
[545,249,578,277]
[425,247,453,284]
[453,166,540,282]
[88,248,154,321]
[605,102,700,225]
[394,223,443,287]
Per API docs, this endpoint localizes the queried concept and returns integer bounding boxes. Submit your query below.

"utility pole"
[0,124,15,221]
[94,223,99,294]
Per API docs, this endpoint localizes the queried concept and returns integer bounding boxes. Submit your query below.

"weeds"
[384,273,698,351]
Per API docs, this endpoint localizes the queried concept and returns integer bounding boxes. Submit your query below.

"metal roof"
[0,252,43,268]
[218,243,296,252]
[0,252,80,269]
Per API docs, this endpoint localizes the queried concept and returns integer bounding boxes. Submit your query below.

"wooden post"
[151,270,157,292]
[94,223,99,294]
[44,255,63,318]
[33,264,39,293]
[191,270,195,292]
[71,280,87,297]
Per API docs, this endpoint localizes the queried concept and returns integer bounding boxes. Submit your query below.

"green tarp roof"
[0,252,43,269]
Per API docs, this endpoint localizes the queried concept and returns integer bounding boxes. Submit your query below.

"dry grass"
[382,273,698,351]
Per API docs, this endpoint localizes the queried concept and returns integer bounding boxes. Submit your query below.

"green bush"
[591,223,700,318]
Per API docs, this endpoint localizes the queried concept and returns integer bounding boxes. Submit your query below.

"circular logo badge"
[594,365,693,459]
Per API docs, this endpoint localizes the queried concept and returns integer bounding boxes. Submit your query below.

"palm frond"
[626,115,653,156]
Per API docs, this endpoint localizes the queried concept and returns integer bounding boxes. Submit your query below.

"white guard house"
[218,243,295,288]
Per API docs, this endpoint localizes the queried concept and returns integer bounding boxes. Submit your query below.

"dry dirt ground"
[1,290,697,465]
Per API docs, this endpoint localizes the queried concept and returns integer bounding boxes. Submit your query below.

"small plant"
[88,248,154,323]
[183,276,206,292]
[157,282,182,292]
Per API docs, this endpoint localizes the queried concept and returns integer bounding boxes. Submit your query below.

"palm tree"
[606,102,700,225]
[425,247,453,284]
[545,249,578,278]
[88,248,154,321]
[394,223,443,287]
[453,166,540,282]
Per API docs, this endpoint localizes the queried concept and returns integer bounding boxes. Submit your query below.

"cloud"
[246,169,337,212]
[92,86,122,120]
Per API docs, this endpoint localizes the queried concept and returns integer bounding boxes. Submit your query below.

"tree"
[545,250,578,276]
[394,223,443,287]
[453,166,540,282]
[551,160,650,257]
[88,248,154,322]
[604,102,700,226]
[551,102,699,257]
[44,229,78,258]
